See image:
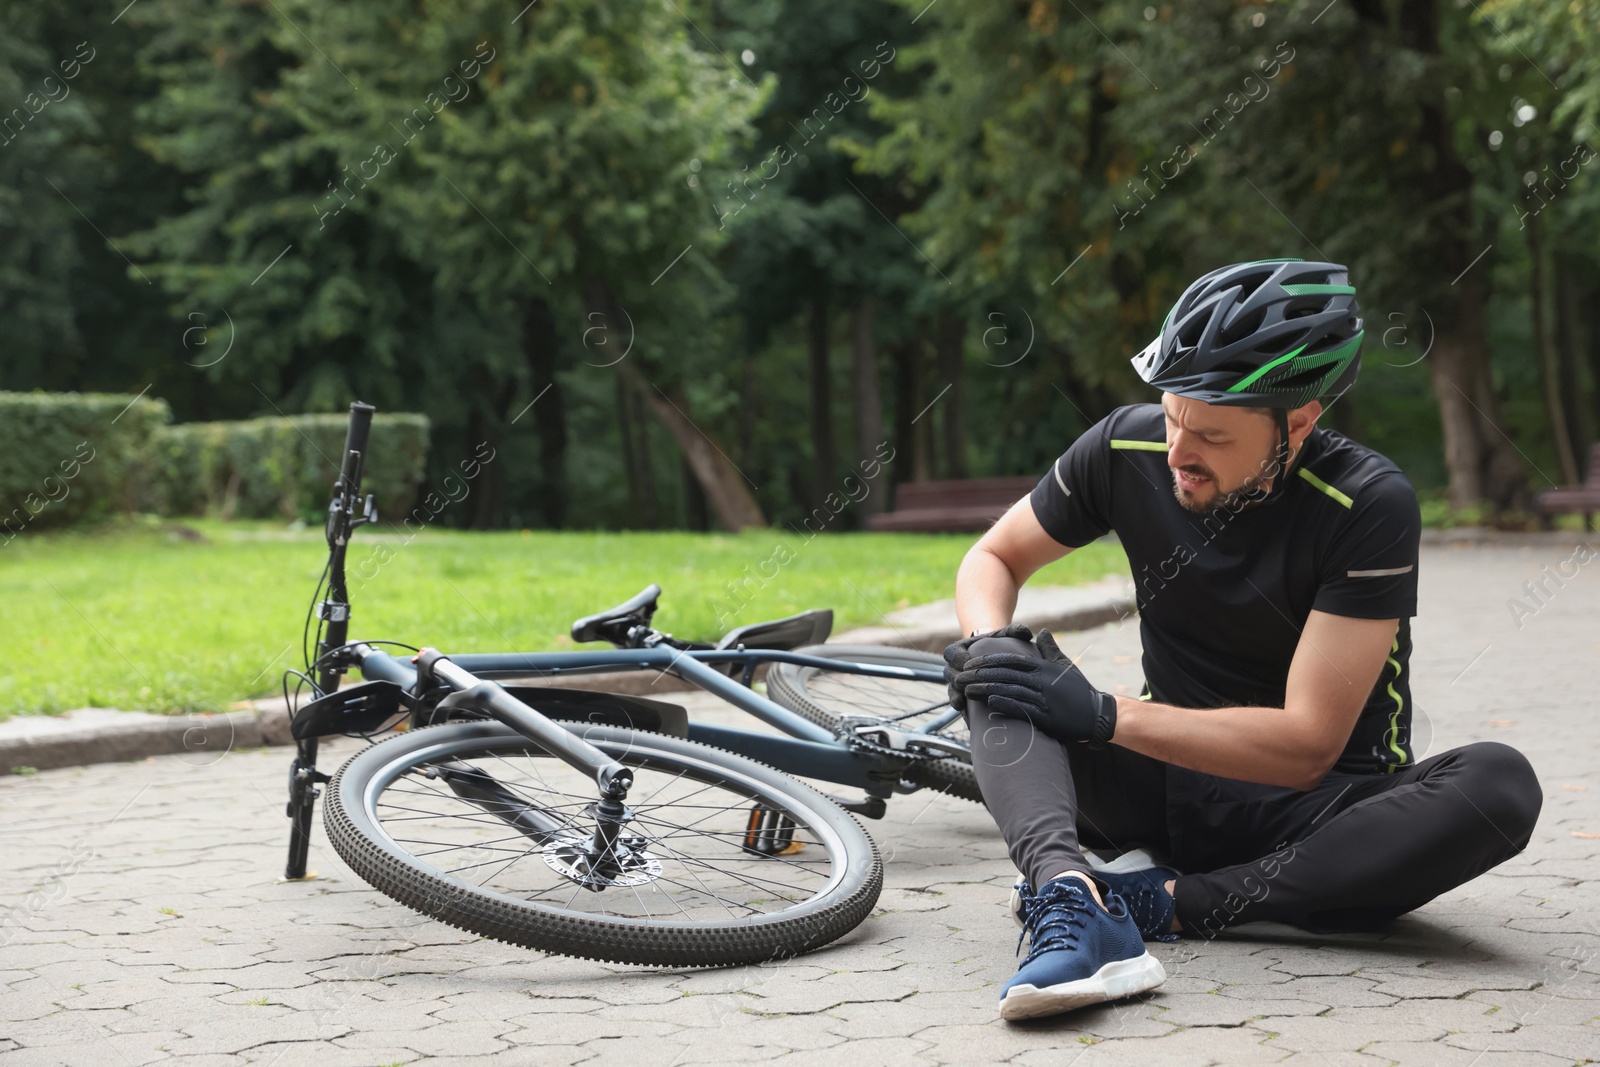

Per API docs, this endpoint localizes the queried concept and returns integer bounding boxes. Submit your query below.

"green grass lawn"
[0,518,1127,718]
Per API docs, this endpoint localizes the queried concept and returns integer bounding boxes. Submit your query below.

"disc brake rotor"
[541,831,662,889]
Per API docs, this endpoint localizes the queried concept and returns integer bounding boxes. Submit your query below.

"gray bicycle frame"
[355,646,954,795]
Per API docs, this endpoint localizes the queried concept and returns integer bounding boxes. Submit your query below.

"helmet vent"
[1220,307,1266,346]
[1269,363,1336,393]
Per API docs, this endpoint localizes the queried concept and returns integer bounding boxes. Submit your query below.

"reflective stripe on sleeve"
[1052,458,1071,498]
[1347,565,1414,578]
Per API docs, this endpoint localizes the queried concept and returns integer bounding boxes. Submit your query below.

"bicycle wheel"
[323,721,881,966]
[766,644,981,804]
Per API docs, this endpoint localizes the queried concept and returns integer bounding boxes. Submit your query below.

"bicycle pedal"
[742,805,802,856]
[825,793,887,820]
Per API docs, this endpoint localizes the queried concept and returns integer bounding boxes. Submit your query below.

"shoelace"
[1112,874,1180,943]
[1014,880,1093,966]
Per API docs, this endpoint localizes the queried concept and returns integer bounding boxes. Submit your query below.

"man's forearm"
[1113,696,1331,791]
[955,548,1022,634]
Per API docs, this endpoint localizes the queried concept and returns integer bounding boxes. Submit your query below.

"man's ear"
[1288,400,1323,447]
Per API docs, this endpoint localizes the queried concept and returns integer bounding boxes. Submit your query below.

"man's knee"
[1450,741,1542,849]
[965,635,1039,661]
[962,636,1042,734]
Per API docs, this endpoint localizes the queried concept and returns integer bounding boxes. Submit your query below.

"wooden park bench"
[1536,442,1600,532]
[867,476,1037,533]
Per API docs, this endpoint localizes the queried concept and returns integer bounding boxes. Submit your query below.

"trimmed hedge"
[0,391,171,533]
[1,392,430,532]
[150,414,430,521]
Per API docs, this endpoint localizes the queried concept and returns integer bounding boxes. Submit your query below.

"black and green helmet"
[1130,259,1364,409]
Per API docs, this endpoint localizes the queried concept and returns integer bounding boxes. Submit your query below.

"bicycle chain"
[834,716,953,762]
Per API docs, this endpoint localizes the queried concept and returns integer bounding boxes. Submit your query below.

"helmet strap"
[1267,408,1293,499]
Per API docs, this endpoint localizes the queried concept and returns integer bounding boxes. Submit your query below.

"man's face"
[1161,394,1281,513]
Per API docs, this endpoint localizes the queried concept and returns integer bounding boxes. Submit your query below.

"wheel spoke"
[363,737,844,925]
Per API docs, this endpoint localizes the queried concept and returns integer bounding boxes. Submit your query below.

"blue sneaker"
[1096,866,1181,943]
[998,876,1166,1021]
[1010,863,1182,943]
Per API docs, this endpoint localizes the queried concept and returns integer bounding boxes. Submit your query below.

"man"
[945,259,1542,1022]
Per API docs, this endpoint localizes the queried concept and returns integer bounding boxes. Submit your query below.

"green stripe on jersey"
[1297,467,1353,508]
[1109,439,1169,452]
[1382,635,1408,772]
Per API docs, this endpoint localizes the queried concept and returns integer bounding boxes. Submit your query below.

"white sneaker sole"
[999,951,1167,1022]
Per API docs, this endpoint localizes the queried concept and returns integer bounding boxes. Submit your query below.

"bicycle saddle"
[714,609,834,651]
[571,584,662,645]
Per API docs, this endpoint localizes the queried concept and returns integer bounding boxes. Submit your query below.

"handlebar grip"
[343,401,376,460]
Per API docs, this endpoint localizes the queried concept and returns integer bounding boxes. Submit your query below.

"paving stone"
[243,1045,413,1066]
[1252,1014,1449,1054]
[1141,990,1325,1027]
[1359,1041,1576,1066]
[1442,1022,1600,1060]
[1009,1024,1286,1065]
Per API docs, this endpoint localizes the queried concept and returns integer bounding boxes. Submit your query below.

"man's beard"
[1171,461,1277,515]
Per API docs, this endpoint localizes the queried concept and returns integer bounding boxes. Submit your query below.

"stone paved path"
[2,541,1597,1065]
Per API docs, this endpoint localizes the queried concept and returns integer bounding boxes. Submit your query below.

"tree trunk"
[1552,248,1593,457]
[682,456,709,531]
[632,375,765,530]
[851,296,886,515]
[616,374,657,528]
[585,274,766,530]
[467,363,514,529]
[1525,214,1580,486]
[935,311,968,478]
[892,336,926,486]
[808,290,835,505]
[738,353,758,466]
[1425,275,1528,513]
[1579,271,1600,451]
[1399,0,1526,513]
[522,297,567,527]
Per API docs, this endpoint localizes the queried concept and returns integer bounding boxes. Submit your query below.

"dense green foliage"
[0,519,1126,716]
[0,392,168,531]
[150,413,430,520]
[2,0,1597,528]
[0,392,428,526]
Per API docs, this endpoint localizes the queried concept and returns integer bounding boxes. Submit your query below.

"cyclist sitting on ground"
[945,259,1542,1022]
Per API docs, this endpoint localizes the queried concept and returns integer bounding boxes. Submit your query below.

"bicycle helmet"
[1130,259,1364,499]
[1130,258,1363,409]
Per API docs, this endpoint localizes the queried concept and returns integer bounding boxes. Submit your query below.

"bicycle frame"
[283,401,955,881]
[352,644,948,798]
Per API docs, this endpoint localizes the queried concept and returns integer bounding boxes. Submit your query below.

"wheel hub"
[541,832,662,890]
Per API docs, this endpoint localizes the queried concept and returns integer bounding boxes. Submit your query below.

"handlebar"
[342,401,375,462]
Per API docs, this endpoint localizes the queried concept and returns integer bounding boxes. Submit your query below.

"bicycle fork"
[409,649,640,890]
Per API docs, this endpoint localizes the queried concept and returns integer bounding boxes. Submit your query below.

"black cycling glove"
[942,623,1035,712]
[956,629,1117,748]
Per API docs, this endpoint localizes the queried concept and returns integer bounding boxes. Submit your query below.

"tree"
[128,0,767,529]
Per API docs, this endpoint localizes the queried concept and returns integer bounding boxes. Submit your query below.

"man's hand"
[957,629,1117,747]
[942,623,1035,712]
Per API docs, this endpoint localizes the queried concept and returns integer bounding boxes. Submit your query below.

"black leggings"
[964,636,1543,935]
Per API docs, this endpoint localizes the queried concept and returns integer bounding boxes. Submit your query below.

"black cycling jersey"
[1030,403,1422,776]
